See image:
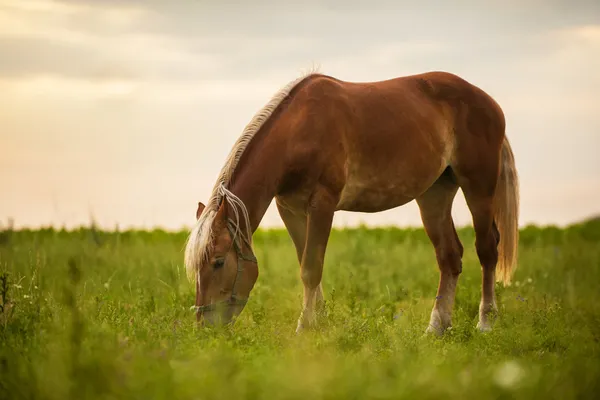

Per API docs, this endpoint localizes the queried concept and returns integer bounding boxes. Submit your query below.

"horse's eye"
[213,258,225,269]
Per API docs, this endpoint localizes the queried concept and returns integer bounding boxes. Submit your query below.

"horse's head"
[191,199,258,326]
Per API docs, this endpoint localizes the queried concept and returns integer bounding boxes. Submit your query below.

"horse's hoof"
[424,324,445,337]
[296,317,319,334]
[425,309,451,337]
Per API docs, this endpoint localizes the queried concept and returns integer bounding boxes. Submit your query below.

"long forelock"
[184,67,320,282]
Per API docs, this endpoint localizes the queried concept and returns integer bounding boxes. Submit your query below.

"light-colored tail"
[494,137,520,285]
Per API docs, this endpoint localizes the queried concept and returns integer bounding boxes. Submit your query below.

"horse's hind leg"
[417,169,463,335]
[452,145,502,332]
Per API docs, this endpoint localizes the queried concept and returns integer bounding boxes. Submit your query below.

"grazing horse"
[185,69,519,335]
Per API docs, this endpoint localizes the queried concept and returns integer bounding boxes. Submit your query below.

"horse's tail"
[494,136,520,285]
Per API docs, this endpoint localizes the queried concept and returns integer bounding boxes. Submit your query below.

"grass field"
[1,218,599,399]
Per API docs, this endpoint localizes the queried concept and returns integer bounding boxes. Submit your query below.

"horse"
[185,69,519,335]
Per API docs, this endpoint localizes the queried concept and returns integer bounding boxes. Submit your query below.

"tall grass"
[1,219,599,399]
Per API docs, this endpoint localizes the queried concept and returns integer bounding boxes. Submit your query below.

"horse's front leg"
[295,188,336,333]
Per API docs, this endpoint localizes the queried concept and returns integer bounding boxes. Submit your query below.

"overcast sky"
[1,0,599,230]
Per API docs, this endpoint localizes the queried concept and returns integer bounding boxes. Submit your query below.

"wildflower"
[494,360,524,388]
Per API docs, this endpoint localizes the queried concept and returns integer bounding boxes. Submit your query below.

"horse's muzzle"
[193,300,247,326]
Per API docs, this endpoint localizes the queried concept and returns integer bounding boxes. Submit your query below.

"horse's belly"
[336,159,448,213]
[336,180,418,212]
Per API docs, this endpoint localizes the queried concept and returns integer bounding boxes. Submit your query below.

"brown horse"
[185,69,519,335]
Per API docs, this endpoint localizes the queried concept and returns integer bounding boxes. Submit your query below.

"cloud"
[3,0,598,84]
[0,37,136,80]
[1,0,599,229]
[0,75,137,101]
[0,0,148,41]
[0,0,197,82]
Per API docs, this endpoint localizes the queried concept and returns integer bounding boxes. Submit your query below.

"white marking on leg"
[477,299,498,332]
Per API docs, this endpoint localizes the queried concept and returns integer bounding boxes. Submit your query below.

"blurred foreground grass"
[1,219,599,399]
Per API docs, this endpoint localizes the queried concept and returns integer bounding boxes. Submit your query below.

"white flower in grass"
[494,360,524,389]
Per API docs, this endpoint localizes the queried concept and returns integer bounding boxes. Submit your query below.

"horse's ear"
[215,199,227,221]
[196,202,206,220]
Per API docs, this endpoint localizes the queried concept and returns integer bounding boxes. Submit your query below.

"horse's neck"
[227,132,285,236]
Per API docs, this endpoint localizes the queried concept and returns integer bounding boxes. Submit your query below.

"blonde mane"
[184,69,319,281]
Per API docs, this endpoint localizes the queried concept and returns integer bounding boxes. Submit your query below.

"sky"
[0,0,599,231]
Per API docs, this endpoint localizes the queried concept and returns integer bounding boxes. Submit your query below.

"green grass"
[1,219,600,399]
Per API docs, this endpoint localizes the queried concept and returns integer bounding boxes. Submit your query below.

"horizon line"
[1,213,598,233]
